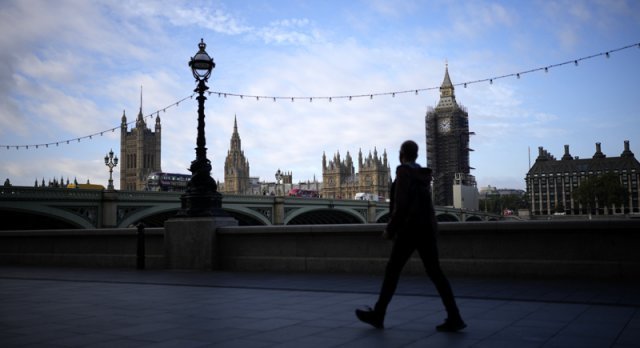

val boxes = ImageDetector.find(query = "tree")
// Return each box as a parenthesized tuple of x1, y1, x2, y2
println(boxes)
(573, 172, 628, 215)
(479, 193, 527, 215)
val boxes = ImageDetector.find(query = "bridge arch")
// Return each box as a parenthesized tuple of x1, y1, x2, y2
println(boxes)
(120, 206, 271, 227)
(118, 205, 180, 228)
(436, 213, 460, 222)
(285, 207, 365, 225)
(223, 207, 270, 226)
(0, 205, 92, 229)
(465, 215, 483, 222)
(375, 210, 390, 223)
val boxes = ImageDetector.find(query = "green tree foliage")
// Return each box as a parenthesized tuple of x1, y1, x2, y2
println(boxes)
(573, 172, 627, 211)
(480, 194, 527, 215)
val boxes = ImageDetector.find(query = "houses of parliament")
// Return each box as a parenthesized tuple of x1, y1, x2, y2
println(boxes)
(120, 66, 476, 205)
(119, 105, 391, 198)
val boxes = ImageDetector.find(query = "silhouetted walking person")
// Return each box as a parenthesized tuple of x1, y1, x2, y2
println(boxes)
(356, 140, 466, 332)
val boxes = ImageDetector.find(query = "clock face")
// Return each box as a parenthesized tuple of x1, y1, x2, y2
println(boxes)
(438, 119, 451, 133)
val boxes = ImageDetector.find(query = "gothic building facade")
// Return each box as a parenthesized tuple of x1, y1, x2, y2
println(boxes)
(526, 141, 640, 216)
(120, 99, 161, 191)
(321, 148, 390, 200)
(426, 66, 476, 206)
(222, 116, 250, 195)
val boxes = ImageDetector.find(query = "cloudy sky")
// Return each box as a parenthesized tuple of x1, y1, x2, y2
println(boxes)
(1, 0, 639, 190)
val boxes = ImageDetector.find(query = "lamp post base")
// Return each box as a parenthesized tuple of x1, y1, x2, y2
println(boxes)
(178, 190, 226, 217)
(165, 215, 238, 270)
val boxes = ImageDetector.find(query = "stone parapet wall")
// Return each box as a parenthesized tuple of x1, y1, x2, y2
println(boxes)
(1, 220, 638, 279)
(0, 228, 164, 269)
(217, 220, 640, 279)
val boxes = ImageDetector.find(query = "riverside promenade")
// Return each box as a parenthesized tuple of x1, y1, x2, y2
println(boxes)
(1, 266, 639, 347)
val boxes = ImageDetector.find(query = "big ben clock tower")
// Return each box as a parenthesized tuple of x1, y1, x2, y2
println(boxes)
(426, 65, 476, 207)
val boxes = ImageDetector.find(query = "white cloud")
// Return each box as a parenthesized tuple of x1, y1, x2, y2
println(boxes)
(1, 0, 638, 192)
(449, 2, 515, 39)
(257, 18, 321, 45)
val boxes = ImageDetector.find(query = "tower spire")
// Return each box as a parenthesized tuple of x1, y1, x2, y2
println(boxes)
(441, 62, 453, 90)
(234, 114, 238, 133)
(436, 63, 457, 108)
(136, 85, 145, 127)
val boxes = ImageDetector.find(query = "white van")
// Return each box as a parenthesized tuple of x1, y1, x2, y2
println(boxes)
(354, 192, 377, 201)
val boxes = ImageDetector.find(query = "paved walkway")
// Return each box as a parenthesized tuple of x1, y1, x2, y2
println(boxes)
(1, 267, 639, 347)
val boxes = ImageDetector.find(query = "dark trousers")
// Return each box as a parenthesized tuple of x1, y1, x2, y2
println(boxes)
(375, 231, 461, 319)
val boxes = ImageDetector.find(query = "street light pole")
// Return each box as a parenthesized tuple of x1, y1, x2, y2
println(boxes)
(104, 149, 118, 190)
(179, 39, 224, 217)
(275, 169, 283, 196)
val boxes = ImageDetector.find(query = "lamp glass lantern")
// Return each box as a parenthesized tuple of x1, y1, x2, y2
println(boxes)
(189, 39, 215, 82)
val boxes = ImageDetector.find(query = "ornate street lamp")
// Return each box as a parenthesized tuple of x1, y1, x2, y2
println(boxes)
(275, 169, 283, 196)
(104, 149, 118, 190)
(179, 39, 224, 217)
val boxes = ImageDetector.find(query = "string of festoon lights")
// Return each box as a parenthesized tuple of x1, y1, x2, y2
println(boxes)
(3, 42, 639, 150)
(2, 94, 196, 150)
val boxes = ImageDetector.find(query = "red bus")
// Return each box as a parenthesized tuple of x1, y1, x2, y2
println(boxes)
(288, 188, 319, 198)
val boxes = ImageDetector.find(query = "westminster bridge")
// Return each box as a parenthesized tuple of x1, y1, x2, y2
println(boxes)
(0, 187, 499, 229)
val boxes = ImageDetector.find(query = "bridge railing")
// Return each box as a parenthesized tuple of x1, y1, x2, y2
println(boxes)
(0, 186, 103, 200)
(0, 187, 501, 227)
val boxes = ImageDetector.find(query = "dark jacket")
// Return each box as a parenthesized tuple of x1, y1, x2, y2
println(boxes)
(386, 164, 437, 238)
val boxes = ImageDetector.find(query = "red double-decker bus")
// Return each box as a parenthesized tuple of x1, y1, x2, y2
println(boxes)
(288, 188, 319, 198)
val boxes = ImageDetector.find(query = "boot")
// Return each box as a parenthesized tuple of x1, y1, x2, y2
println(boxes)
(355, 306, 384, 329)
